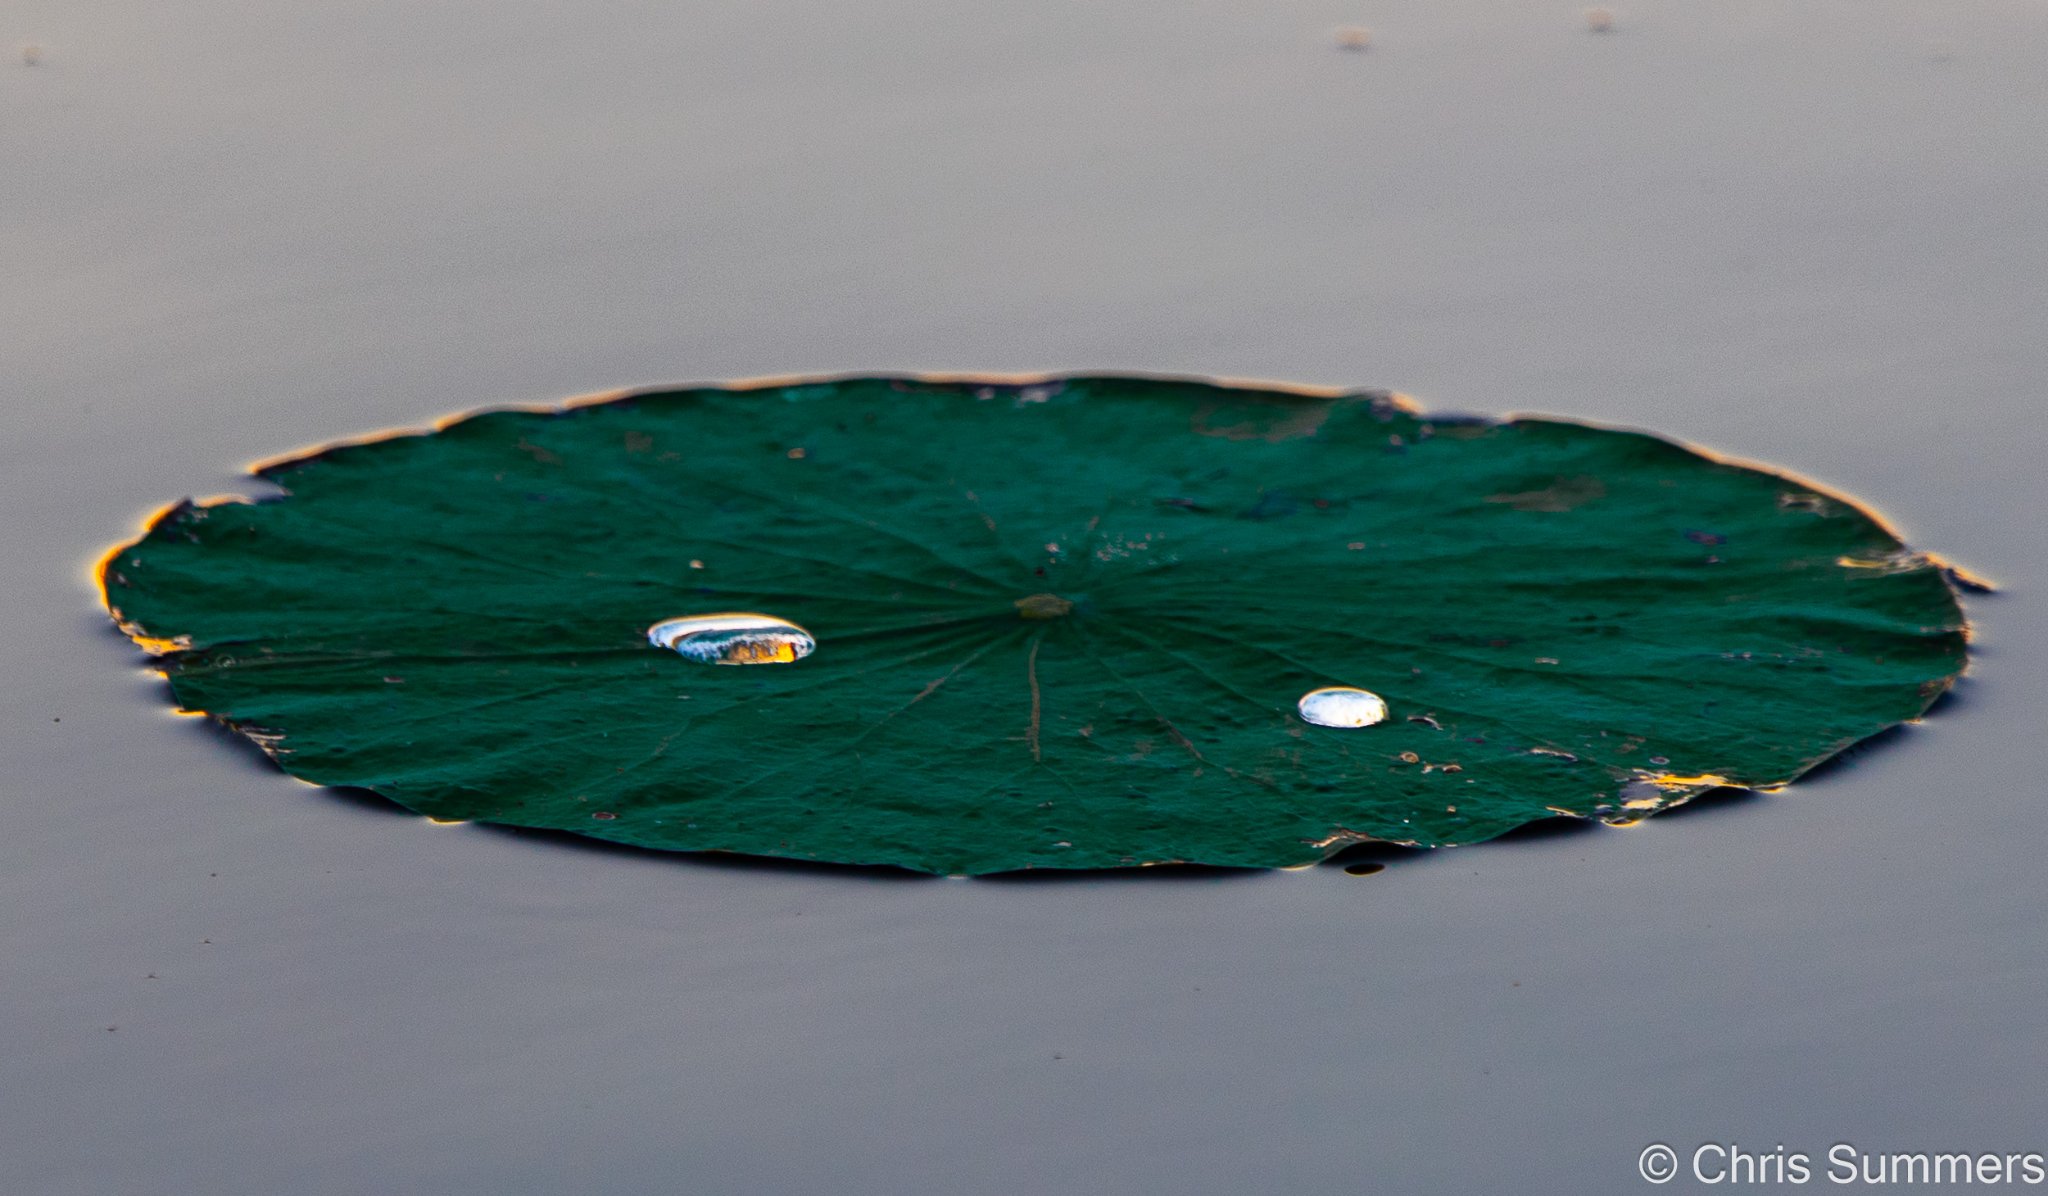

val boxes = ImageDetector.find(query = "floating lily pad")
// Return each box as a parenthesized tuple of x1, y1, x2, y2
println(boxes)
(100, 375, 1970, 874)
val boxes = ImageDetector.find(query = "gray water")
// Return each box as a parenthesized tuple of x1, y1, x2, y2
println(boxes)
(5, 2, 2045, 1192)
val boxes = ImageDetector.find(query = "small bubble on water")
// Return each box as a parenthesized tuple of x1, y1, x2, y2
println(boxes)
(1297, 686, 1388, 728)
(648, 612, 815, 665)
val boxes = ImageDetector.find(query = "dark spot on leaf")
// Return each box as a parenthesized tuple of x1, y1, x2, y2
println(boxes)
(1239, 490, 1299, 521)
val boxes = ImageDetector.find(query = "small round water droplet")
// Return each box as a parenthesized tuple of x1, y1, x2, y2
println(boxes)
(648, 612, 815, 665)
(1297, 686, 1388, 728)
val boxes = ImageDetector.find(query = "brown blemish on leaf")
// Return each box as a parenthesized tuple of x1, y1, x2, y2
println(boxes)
(1836, 549, 1933, 575)
(1026, 638, 1044, 762)
(1485, 474, 1606, 512)
(1778, 491, 1831, 514)
(514, 438, 561, 465)
(1190, 396, 1335, 442)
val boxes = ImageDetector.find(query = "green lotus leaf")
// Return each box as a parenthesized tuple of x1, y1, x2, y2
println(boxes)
(99, 375, 1971, 874)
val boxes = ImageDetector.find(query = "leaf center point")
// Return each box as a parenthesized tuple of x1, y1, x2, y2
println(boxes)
(1013, 592, 1074, 620)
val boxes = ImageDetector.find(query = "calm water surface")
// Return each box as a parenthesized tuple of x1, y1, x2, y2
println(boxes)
(3, 1, 2045, 1192)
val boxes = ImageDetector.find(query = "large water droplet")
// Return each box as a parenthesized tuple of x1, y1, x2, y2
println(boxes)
(1297, 686, 1388, 728)
(648, 612, 815, 665)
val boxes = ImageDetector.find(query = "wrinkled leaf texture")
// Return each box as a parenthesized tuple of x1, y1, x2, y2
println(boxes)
(102, 375, 1969, 873)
